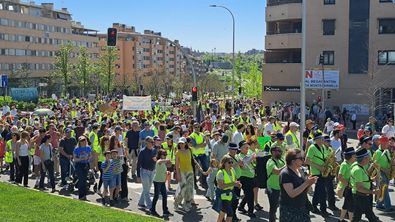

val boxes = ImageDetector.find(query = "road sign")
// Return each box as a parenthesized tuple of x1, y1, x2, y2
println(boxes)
(1, 75, 8, 88)
(263, 85, 300, 92)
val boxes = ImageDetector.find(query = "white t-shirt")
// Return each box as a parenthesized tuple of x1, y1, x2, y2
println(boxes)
(232, 131, 244, 146)
(264, 123, 274, 136)
(325, 121, 334, 134)
(330, 138, 342, 162)
(382, 124, 395, 138)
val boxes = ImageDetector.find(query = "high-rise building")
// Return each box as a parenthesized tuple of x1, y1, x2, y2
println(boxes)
(98, 23, 205, 89)
(263, 0, 395, 114)
(0, 0, 99, 87)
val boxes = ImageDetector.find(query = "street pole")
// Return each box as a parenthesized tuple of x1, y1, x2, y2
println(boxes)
(209, 5, 236, 101)
(300, 0, 307, 151)
(321, 61, 325, 110)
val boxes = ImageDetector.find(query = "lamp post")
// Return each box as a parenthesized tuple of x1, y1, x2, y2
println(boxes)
(209, 4, 236, 100)
(300, 0, 307, 151)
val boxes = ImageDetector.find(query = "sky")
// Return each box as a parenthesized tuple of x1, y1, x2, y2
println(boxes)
(35, 0, 266, 53)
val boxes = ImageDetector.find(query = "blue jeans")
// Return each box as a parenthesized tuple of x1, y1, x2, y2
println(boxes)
(376, 172, 391, 210)
(60, 157, 71, 185)
(139, 168, 154, 208)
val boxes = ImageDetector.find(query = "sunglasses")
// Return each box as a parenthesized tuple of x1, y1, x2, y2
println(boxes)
(228, 161, 234, 164)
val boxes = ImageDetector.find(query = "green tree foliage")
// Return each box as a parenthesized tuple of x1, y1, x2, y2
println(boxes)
(75, 46, 93, 96)
(53, 42, 73, 95)
(241, 61, 262, 98)
(96, 46, 117, 94)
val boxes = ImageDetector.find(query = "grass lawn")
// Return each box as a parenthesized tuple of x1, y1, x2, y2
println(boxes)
(0, 182, 161, 222)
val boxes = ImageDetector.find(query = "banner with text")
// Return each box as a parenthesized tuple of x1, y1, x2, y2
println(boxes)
(305, 70, 339, 89)
(122, 95, 152, 110)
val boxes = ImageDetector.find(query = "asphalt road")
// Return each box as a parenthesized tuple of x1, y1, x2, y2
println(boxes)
(1, 138, 395, 221)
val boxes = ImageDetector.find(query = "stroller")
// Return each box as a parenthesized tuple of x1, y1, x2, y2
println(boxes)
(66, 160, 97, 192)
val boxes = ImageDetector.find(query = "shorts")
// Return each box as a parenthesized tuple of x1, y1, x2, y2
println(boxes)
(33, 155, 41, 165)
(103, 179, 115, 190)
(112, 174, 121, 187)
(342, 187, 354, 212)
(221, 200, 233, 216)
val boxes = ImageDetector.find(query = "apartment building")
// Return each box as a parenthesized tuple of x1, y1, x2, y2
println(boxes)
(98, 23, 202, 88)
(263, 0, 395, 114)
(0, 0, 99, 87)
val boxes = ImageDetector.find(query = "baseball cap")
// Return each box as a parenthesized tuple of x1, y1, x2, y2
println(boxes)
(178, 137, 187, 144)
(290, 122, 299, 127)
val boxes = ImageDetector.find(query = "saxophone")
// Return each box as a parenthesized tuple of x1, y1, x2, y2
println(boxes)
(322, 150, 339, 177)
(370, 161, 387, 202)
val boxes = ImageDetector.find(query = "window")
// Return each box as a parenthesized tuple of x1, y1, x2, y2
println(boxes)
(25, 36, 30, 42)
(8, 5, 14, 11)
(0, 3, 3, 10)
(143, 48, 150, 52)
(378, 51, 395, 65)
(323, 19, 335, 35)
(0, 18, 8, 26)
(322, 51, 335, 65)
(324, 0, 335, 4)
(379, 0, 393, 2)
(379, 19, 395, 34)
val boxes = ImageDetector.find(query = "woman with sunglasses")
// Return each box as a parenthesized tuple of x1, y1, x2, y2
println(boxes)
(73, 136, 92, 200)
(279, 149, 318, 222)
(216, 155, 242, 222)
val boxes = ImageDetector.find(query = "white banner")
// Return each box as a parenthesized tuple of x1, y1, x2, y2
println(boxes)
(305, 70, 339, 89)
(342, 104, 370, 116)
(122, 95, 152, 110)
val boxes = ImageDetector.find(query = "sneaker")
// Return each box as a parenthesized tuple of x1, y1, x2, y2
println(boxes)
(238, 207, 247, 214)
(247, 212, 256, 218)
(101, 198, 106, 205)
(254, 204, 263, 211)
(321, 210, 330, 218)
(51, 188, 56, 193)
(138, 204, 146, 208)
(150, 210, 160, 217)
(163, 210, 172, 216)
(312, 206, 321, 214)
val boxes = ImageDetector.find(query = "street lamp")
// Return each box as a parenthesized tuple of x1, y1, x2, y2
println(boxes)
(209, 4, 236, 99)
(300, 0, 307, 151)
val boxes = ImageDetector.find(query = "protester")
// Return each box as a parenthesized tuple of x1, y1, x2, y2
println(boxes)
(39, 134, 56, 192)
(73, 136, 92, 200)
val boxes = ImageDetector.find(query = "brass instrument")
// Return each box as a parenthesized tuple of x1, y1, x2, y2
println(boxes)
(322, 150, 339, 177)
(369, 161, 386, 202)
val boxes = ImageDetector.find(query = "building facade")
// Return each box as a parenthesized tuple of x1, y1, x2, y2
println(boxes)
(0, 0, 99, 88)
(263, 0, 395, 114)
(98, 23, 206, 91)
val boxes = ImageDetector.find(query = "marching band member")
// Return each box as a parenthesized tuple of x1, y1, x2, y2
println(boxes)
(305, 132, 330, 217)
(350, 148, 379, 222)
(337, 147, 356, 222)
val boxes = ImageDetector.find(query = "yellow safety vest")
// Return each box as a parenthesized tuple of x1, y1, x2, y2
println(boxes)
(217, 168, 236, 201)
(190, 132, 205, 156)
(5, 140, 13, 163)
(162, 142, 176, 164)
(285, 130, 300, 149)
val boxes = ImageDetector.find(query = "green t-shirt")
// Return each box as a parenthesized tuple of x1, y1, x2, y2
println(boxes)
(306, 144, 326, 176)
(271, 141, 287, 156)
(153, 161, 167, 182)
(338, 161, 352, 189)
(238, 152, 255, 178)
(350, 163, 371, 194)
(266, 157, 285, 190)
(374, 149, 391, 170)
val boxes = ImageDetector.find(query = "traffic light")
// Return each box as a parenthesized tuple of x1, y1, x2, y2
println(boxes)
(317, 96, 322, 102)
(107, 28, 117, 46)
(327, 90, 332, 99)
(319, 54, 325, 65)
(192, 87, 198, 102)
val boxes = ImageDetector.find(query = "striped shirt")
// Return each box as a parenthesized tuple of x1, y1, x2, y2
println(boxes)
(113, 158, 122, 175)
(101, 160, 114, 181)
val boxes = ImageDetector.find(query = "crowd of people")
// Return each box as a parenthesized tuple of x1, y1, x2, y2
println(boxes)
(0, 97, 394, 222)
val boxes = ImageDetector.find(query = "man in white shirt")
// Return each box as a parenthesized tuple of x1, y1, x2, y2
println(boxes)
(330, 130, 342, 163)
(382, 119, 395, 138)
(232, 123, 245, 146)
(324, 118, 334, 134)
(351, 112, 357, 130)
(263, 116, 276, 136)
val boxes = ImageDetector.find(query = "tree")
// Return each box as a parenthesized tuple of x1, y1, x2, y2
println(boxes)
(53, 42, 74, 95)
(96, 46, 117, 95)
(241, 61, 262, 98)
(9, 63, 31, 88)
(76, 46, 92, 96)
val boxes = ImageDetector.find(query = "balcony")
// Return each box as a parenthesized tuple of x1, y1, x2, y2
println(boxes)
(265, 33, 301, 49)
(265, 49, 301, 63)
(266, 2, 302, 22)
(267, 0, 302, 6)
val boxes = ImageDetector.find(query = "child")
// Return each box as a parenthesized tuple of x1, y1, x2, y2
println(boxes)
(101, 150, 114, 206)
(150, 149, 172, 217)
(201, 159, 219, 201)
(111, 149, 122, 204)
